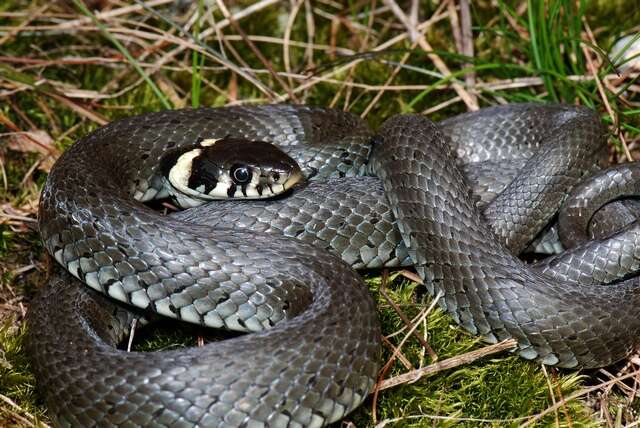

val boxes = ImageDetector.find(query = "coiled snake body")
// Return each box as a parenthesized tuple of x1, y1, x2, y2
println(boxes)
(28, 103, 640, 426)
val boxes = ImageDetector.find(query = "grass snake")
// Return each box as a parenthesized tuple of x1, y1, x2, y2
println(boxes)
(27, 103, 640, 426)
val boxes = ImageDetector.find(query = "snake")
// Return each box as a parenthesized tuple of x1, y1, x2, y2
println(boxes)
(26, 103, 640, 427)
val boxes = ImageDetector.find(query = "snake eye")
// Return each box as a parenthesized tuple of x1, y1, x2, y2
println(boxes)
(231, 165, 251, 184)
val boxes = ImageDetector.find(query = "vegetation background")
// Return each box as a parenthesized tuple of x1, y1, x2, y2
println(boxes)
(1, 0, 640, 426)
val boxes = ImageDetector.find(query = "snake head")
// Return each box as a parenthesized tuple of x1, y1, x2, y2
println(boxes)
(160, 136, 303, 208)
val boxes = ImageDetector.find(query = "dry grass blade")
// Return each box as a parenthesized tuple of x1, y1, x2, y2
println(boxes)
(421, 95, 462, 114)
(381, 336, 414, 370)
(133, 1, 278, 100)
(553, 370, 573, 428)
(303, 0, 315, 74)
(379, 290, 443, 376)
(0, 3, 49, 46)
(379, 270, 437, 361)
(361, 42, 418, 118)
(201, 0, 281, 38)
(69, 0, 172, 109)
(45, 92, 108, 125)
(283, 0, 305, 91)
(581, 19, 633, 162)
(0, 154, 7, 191)
(126, 319, 138, 353)
(458, 0, 476, 104)
(280, 3, 452, 101)
(55, 0, 175, 30)
(376, 413, 532, 427)
(383, 0, 419, 42)
(378, 339, 518, 391)
(0, 393, 50, 428)
(519, 368, 640, 427)
(0, 204, 37, 225)
(541, 364, 561, 427)
(214, 0, 297, 102)
(0, 64, 109, 124)
(384, 0, 478, 111)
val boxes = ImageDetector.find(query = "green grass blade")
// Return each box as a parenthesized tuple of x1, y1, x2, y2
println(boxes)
(70, 0, 172, 109)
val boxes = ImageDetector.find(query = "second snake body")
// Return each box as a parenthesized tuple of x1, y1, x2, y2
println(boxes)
(28, 103, 640, 426)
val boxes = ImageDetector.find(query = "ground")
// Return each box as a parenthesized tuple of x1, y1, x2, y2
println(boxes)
(1, 0, 640, 426)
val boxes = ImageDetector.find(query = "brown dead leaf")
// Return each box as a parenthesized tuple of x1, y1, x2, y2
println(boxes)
(0, 203, 37, 232)
(7, 131, 60, 173)
(156, 75, 186, 108)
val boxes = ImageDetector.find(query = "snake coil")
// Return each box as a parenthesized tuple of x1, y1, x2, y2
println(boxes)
(28, 103, 640, 427)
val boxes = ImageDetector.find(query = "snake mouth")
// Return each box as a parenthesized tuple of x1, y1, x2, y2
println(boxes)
(282, 169, 303, 191)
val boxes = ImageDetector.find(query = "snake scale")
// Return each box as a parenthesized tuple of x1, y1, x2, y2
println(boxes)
(27, 103, 640, 427)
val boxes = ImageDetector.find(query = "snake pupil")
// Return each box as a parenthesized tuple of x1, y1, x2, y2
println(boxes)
(231, 165, 251, 184)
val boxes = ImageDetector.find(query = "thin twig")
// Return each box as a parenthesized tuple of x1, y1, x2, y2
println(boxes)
(378, 339, 518, 390)
(541, 365, 560, 427)
(376, 413, 531, 427)
(0, 392, 50, 427)
(379, 271, 437, 360)
(458, 0, 476, 105)
(381, 336, 414, 370)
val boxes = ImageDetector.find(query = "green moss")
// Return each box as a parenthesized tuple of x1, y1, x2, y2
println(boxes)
(0, 320, 47, 426)
(340, 277, 594, 427)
